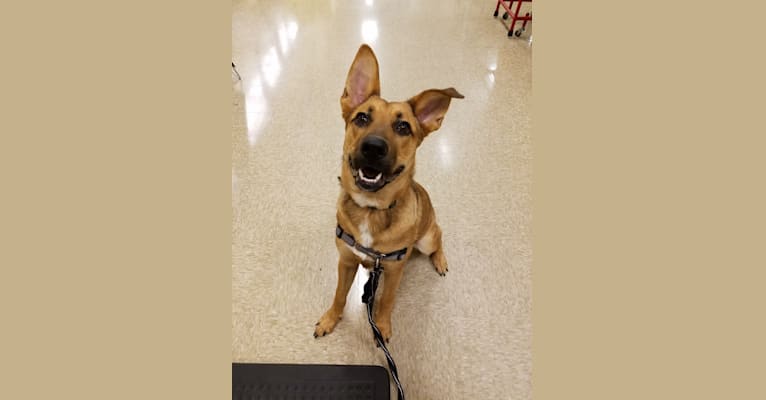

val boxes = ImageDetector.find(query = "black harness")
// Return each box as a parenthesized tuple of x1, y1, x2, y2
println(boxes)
(335, 225, 408, 262)
(335, 224, 407, 400)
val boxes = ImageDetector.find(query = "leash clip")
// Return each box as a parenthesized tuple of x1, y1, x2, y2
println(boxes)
(373, 256, 385, 273)
(362, 257, 383, 304)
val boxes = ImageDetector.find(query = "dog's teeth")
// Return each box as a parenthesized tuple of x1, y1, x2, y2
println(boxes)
(358, 168, 383, 183)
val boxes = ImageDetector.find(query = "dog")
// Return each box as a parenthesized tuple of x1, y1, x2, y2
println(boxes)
(314, 44, 463, 342)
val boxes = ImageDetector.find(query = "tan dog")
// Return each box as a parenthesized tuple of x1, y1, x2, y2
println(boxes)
(314, 45, 463, 342)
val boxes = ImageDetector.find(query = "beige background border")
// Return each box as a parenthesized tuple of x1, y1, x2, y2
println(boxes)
(534, 1, 765, 399)
(1, 1, 230, 398)
(2, 1, 764, 399)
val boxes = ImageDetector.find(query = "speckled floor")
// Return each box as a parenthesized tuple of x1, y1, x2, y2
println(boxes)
(232, 1, 531, 398)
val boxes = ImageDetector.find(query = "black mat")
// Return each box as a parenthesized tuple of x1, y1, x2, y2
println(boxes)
(232, 363, 390, 400)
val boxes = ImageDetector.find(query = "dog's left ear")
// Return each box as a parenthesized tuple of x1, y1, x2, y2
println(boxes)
(408, 88, 464, 137)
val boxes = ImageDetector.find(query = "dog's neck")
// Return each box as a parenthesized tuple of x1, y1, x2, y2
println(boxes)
(347, 190, 398, 210)
(343, 178, 410, 211)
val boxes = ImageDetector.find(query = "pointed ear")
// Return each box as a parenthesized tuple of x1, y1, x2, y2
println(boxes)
(407, 87, 464, 136)
(340, 44, 381, 120)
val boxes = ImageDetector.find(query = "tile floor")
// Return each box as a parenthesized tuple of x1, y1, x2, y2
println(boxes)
(232, 1, 531, 399)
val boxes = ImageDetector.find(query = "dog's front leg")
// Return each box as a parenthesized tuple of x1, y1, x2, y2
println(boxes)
(314, 257, 358, 338)
(373, 262, 405, 343)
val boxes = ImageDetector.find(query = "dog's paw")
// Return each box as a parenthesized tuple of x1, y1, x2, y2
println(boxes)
(314, 310, 342, 338)
(430, 251, 448, 276)
(373, 317, 392, 345)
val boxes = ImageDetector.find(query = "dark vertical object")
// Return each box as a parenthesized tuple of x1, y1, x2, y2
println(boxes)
(232, 62, 242, 81)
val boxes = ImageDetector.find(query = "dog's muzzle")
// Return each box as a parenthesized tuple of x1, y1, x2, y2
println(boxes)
(349, 155, 405, 192)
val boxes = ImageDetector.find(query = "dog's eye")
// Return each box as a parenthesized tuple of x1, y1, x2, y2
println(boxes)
(353, 112, 371, 127)
(394, 120, 411, 136)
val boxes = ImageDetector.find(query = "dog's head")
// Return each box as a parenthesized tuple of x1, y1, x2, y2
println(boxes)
(339, 44, 463, 194)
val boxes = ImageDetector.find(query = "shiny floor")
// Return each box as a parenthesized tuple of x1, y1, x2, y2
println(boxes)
(232, 1, 531, 399)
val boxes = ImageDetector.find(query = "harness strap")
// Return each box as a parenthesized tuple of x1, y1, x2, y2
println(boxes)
(335, 225, 408, 261)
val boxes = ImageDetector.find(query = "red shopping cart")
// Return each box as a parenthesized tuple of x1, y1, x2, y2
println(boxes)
(493, 0, 532, 37)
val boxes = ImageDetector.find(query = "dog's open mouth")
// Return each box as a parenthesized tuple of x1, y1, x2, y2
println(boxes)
(359, 167, 382, 183)
(355, 166, 386, 191)
(349, 157, 405, 192)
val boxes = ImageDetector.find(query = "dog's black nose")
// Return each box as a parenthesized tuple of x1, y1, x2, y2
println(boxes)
(361, 136, 388, 160)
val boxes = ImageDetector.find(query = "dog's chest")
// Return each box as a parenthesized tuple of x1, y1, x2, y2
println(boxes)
(339, 191, 417, 261)
(350, 219, 375, 261)
(357, 219, 374, 248)
(342, 207, 397, 261)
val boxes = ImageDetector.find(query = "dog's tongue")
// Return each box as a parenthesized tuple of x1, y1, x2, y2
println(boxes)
(361, 167, 380, 179)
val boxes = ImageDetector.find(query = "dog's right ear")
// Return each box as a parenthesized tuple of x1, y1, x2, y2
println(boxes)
(340, 44, 380, 120)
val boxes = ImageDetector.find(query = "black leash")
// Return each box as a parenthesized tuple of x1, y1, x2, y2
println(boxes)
(336, 225, 406, 399)
(362, 257, 405, 400)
